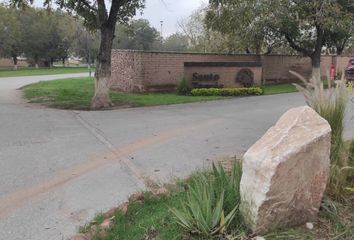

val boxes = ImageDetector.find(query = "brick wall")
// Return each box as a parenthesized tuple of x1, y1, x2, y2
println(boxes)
(261, 55, 312, 83)
(111, 50, 352, 92)
(111, 50, 145, 92)
(111, 50, 261, 92)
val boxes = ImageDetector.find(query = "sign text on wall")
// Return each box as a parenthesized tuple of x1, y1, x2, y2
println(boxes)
(191, 73, 224, 88)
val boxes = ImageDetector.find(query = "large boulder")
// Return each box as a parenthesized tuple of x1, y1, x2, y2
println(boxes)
(240, 106, 331, 234)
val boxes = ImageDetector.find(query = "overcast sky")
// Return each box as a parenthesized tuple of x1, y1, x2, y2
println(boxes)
(137, 0, 206, 36)
(20, 0, 207, 37)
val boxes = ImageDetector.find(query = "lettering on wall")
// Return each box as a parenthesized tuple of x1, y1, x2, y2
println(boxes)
(191, 73, 224, 88)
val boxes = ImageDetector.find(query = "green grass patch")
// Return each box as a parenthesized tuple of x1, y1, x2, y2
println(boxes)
(83, 172, 353, 240)
(262, 84, 298, 95)
(22, 77, 224, 110)
(261, 80, 335, 95)
(0, 67, 91, 77)
(98, 192, 188, 240)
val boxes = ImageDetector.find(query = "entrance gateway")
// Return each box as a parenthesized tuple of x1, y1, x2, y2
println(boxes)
(110, 50, 348, 93)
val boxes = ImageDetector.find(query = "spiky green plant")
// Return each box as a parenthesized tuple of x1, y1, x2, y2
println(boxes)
(291, 71, 353, 198)
(171, 161, 242, 238)
(176, 77, 191, 95)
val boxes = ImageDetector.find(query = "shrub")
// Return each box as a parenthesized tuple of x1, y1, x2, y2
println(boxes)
(291, 71, 353, 198)
(176, 78, 191, 95)
(171, 161, 243, 238)
(191, 87, 263, 96)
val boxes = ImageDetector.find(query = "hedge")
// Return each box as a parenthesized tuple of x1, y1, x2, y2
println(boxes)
(191, 87, 263, 96)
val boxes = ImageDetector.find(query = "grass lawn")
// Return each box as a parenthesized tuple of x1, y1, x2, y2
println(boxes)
(90, 191, 190, 240)
(0, 67, 92, 77)
(262, 83, 298, 95)
(22, 77, 224, 110)
(261, 79, 336, 95)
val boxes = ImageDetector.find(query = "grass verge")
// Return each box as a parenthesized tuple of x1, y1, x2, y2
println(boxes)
(22, 77, 224, 110)
(82, 180, 353, 240)
(0, 67, 91, 77)
(262, 83, 298, 95)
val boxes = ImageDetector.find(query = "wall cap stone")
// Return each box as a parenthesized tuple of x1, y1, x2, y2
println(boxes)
(184, 62, 262, 67)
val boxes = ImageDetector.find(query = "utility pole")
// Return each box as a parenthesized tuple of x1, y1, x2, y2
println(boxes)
(160, 20, 163, 51)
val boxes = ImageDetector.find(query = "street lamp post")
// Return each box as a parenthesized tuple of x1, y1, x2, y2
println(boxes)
(160, 20, 163, 51)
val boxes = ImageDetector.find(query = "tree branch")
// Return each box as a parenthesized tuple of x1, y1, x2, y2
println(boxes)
(97, 0, 108, 25)
(79, 0, 96, 12)
(107, 0, 127, 28)
(268, 23, 313, 56)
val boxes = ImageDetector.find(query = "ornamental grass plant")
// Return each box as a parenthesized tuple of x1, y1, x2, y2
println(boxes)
(291, 71, 354, 199)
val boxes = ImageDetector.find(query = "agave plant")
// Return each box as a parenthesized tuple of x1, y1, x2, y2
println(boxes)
(171, 161, 242, 238)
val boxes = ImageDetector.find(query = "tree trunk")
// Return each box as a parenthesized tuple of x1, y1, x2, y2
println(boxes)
(91, 26, 115, 110)
(12, 55, 18, 70)
(62, 57, 66, 67)
(311, 27, 324, 84)
(311, 52, 321, 85)
(34, 55, 39, 69)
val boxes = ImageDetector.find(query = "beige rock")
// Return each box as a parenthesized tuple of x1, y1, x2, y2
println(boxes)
(129, 192, 144, 203)
(240, 106, 331, 234)
(104, 207, 118, 218)
(151, 187, 168, 197)
(119, 202, 129, 215)
(306, 222, 314, 230)
(254, 237, 266, 240)
(100, 219, 112, 230)
(70, 234, 90, 240)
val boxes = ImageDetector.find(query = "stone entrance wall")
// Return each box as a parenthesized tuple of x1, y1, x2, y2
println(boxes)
(111, 50, 352, 92)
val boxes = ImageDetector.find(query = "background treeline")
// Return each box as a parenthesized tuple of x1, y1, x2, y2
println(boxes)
(0, 5, 99, 68)
(2, 2, 354, 70)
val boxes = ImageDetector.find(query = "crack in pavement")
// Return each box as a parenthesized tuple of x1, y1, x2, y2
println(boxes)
(73, 111, 147, 189)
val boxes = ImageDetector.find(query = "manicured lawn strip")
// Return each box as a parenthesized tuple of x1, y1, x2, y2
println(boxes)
(22, 77, 224, 110)
(0, 67, 91, 77)
(262, 80, 335, 95)
(262, 83, 298, 95)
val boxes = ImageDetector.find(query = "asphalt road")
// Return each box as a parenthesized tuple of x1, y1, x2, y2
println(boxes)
(0, 74, 352, 240)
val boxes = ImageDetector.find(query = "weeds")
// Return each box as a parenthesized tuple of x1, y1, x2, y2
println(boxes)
(176, 77, 191, 95)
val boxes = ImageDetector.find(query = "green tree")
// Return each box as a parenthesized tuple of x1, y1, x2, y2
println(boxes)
(163, 33, 189, 51)
(325, 1, 354, 56)
(73, 24, 100, 66)
(206, 0, 289, 54)
(208, 0, 354, 82)
(113, 19, 159, 50)
(48, 11, 77, 67)
(178, 8, 210, 52)
(11, 0, 145, 109)
(0, 5, 23, 69)
(179, 6, 282, 54)
(19, 8, 50, 68)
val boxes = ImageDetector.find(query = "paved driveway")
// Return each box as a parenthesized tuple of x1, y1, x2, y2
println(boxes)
(0, 74, 352, 240)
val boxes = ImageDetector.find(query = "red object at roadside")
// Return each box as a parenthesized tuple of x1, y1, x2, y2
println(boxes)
(330, 64, 336, 80)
